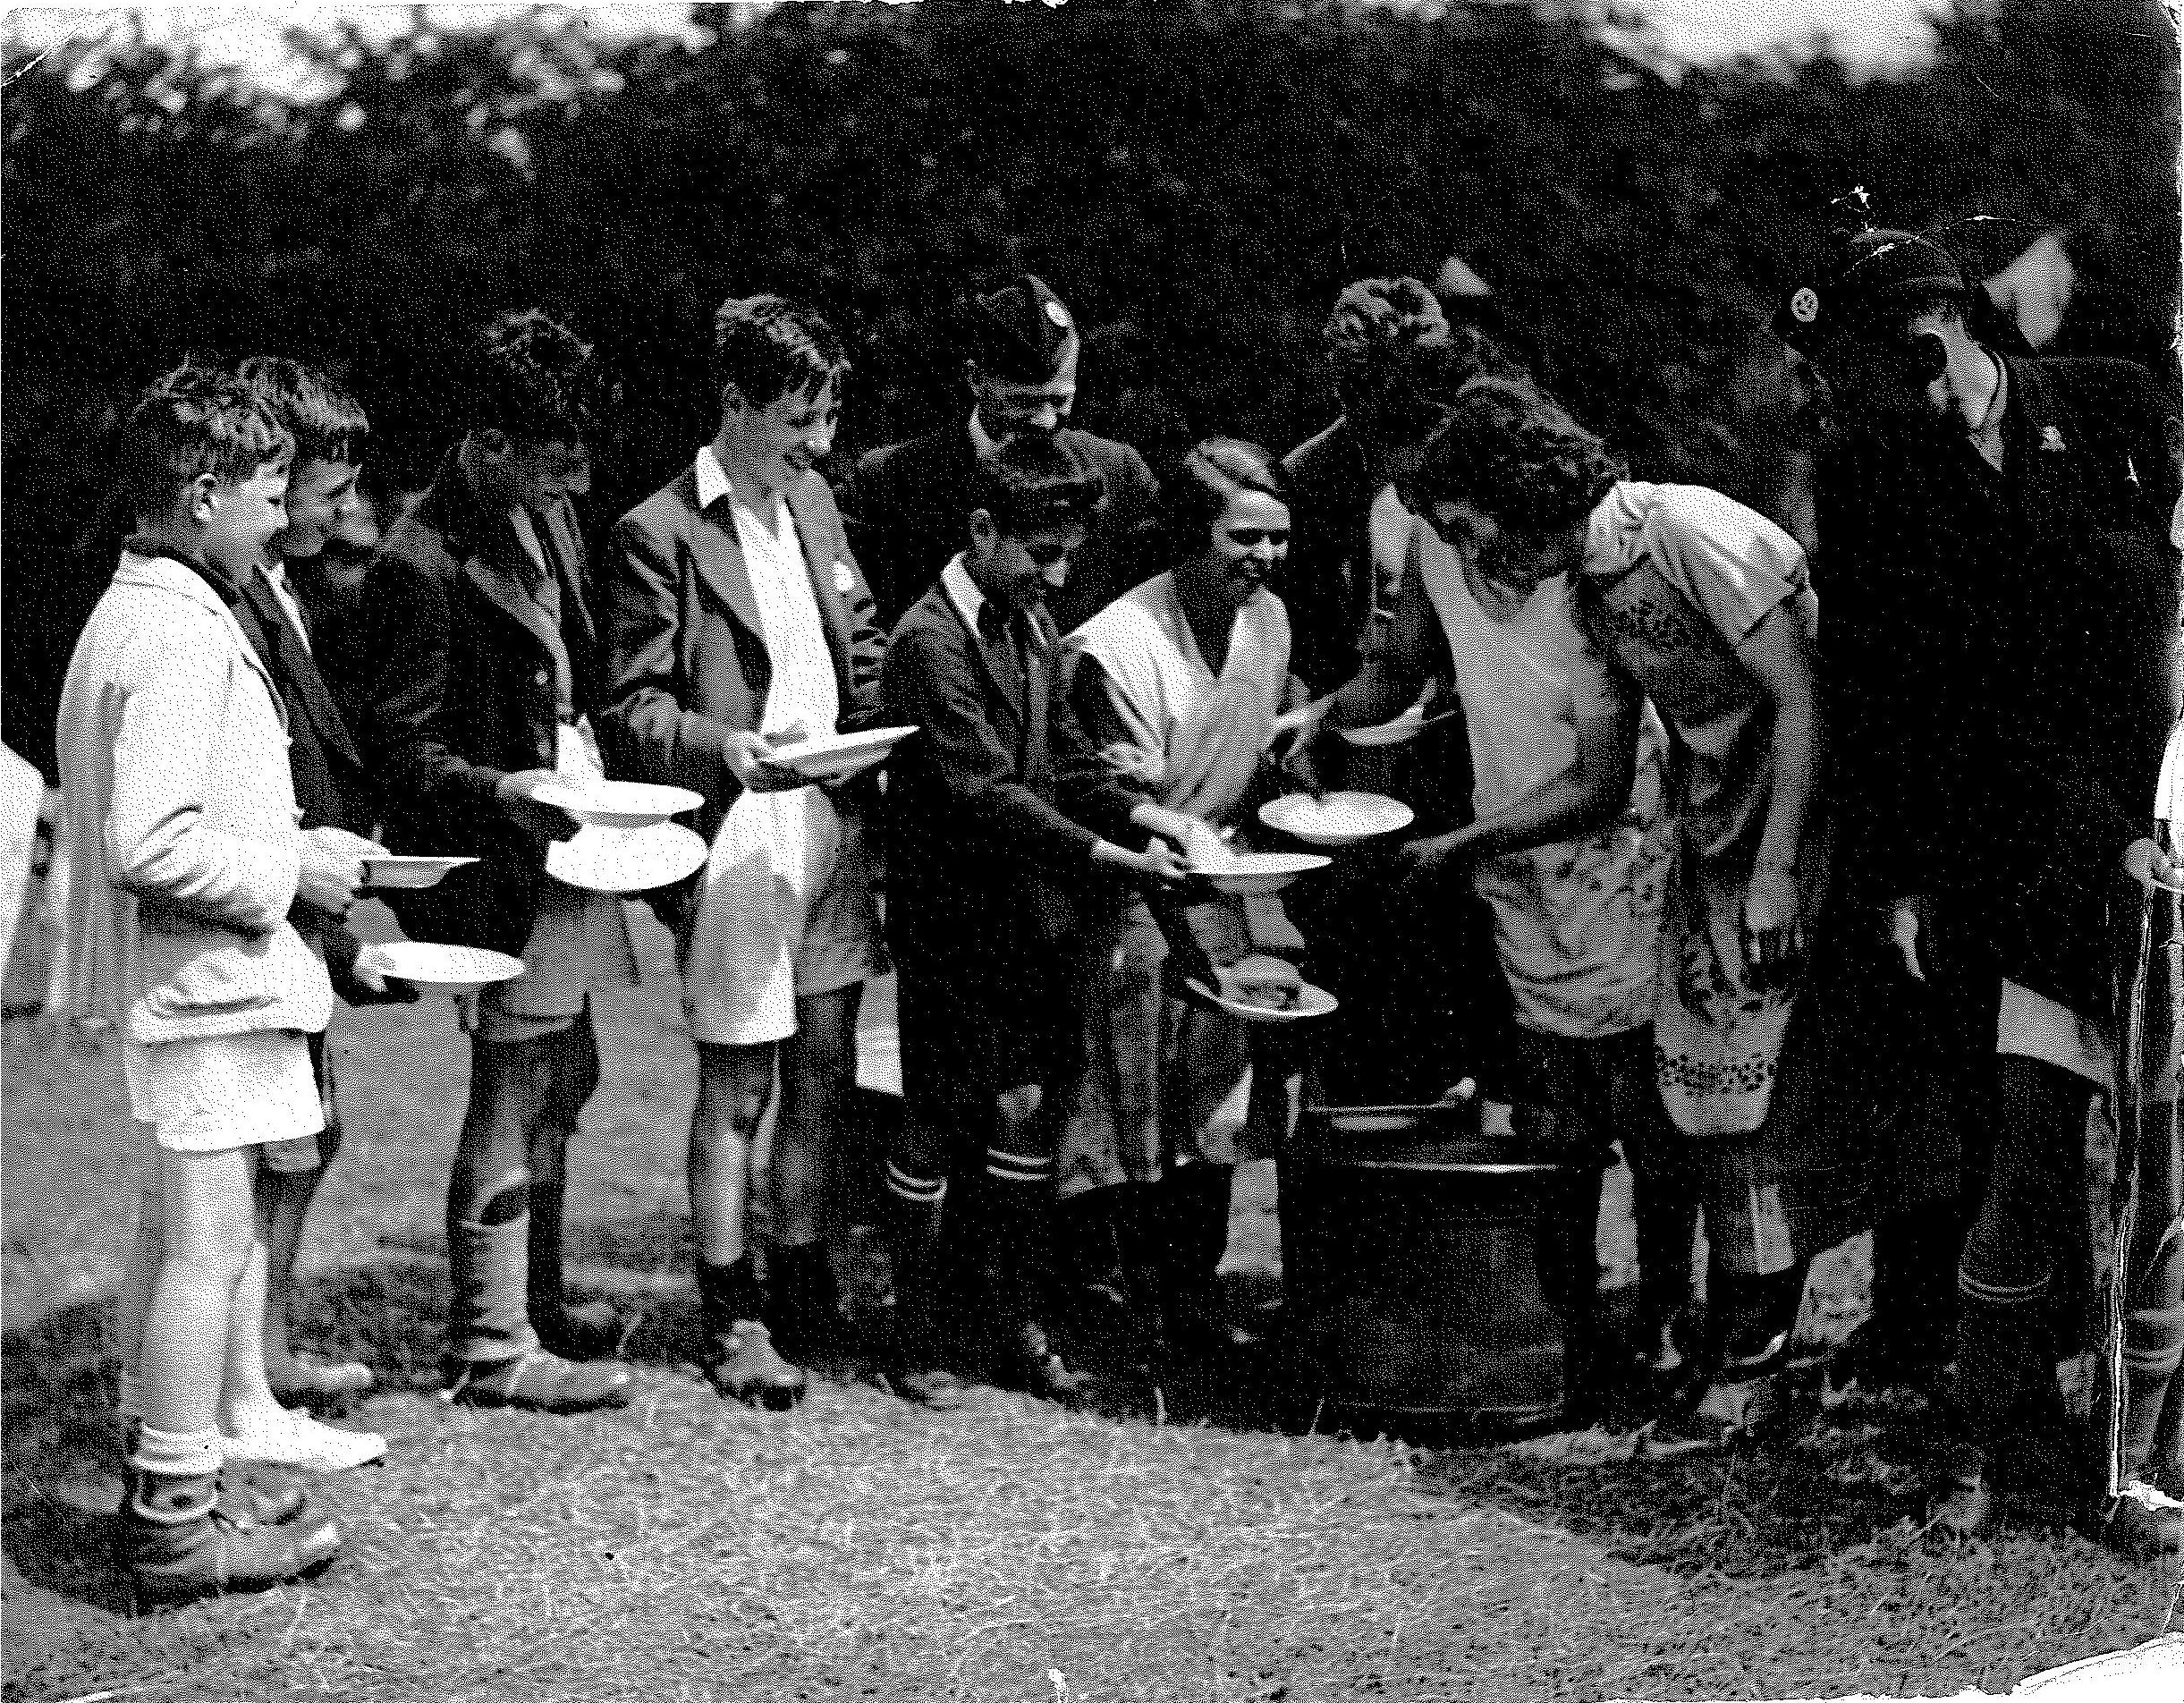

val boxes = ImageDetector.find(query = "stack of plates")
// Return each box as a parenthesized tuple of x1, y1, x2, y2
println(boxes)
(1258, 791, 1415, 847)
(546, 822, 710, 894)
(533, 779, 704, 828)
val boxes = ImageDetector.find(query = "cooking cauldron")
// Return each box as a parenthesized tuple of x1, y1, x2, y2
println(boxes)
(1283, 1098, 1582, 1428)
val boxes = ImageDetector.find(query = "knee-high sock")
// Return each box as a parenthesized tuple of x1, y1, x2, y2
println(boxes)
(882, 1162, 949, 1364)
(1957, 1269, 2056, 1457)
(982, 1143, 1056, 1330)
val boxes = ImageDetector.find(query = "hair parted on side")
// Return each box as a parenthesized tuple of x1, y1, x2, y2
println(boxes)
(472, 308, 606, 446)
(112, 360, 295, 524)
(1157, 437, 1288, 563)
(966, 436, 1106, 540)
(233, 355, 369, 466)
(1411, 377, 1623, 536)
(1321, 276, 1450, 405)
(711, 294, 850, 411)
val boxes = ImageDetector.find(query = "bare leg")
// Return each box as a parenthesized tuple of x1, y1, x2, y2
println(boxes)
(690, 1042, 777, 1266)
(140, 1148, 258, 1437)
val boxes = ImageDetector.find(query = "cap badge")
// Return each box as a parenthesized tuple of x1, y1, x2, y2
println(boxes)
(2041, 427, 2066, 453)
(1045, 299, 1071, 329)
(1789, 286, 1820, 325)
(833, 561, 857, 596)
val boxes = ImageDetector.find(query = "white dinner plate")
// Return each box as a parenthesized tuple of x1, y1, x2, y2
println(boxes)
(532, 779, 704, 829)
(766, 725, 918, 781)
(1183, 978, 1340, 1024)
(546, 823, 709, 894)
(1257, 791, 1415, 847)
(360, 855, 478, 891)
(1188, 851, 1331, 895)
(376, 942, 526, 996)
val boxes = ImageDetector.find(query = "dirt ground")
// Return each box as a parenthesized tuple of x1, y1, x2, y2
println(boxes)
(4, 906, 2175, 1702)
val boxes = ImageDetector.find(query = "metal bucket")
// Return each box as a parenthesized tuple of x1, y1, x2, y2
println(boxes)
(1284, 1102, 1579, 1428)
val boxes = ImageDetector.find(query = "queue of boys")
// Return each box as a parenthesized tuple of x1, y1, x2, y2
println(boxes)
(53, 223, 2184, 1605)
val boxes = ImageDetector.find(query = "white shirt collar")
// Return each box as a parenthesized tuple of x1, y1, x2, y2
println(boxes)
(694, 444, 734, 513)
(941, 554, 986, 633)
(967, 410, 1003, 462)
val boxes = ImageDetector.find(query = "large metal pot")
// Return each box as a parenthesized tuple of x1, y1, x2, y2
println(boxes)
(1283, 1101, 1580, 1428)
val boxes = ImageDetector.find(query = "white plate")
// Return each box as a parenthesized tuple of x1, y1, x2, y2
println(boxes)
(1258, 791, 1415, 847)
(1184, 978, 1340, 1024)
(546, 823, 709, 894)
(766, 725, 918, 781)
(376, 942, 526, 996)
(1338, 707, 1457, 749)
(533, 779, 704, 828)
(360, 855, 478, 891)
(1188, 851, 1331, 895)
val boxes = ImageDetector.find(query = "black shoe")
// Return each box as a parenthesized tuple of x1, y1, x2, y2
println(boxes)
(993, 1322, 1090, 1408)
(704, 1322, 807, 1411)
(533, 1297, 626, 1361)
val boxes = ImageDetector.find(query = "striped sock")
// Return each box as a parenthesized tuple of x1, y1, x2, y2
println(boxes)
(884, 1161, 947, 1207)
(984, 1147, 1054, 1188)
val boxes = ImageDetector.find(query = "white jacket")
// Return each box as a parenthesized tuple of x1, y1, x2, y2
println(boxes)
(55, 552, 331, 1042)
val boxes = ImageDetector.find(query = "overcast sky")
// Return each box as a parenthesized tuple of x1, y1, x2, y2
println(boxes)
(4, 1, 1945, 85)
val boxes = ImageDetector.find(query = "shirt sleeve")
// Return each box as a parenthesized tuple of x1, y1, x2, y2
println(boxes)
(1644, 486, 1812, 650)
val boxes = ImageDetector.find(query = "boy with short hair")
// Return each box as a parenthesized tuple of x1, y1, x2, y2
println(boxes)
(368, 309, 635, 1413)
(877, 436, 1191, 1406)
(231, 354, 413, 1417)
(600, 295, 883, 1408)
(58, 363, 359, 1599)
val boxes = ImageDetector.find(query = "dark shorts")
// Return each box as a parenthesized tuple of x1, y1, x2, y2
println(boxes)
(897, 952, 1081, 1123)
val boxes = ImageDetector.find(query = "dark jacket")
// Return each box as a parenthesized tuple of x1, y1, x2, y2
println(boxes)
(880, 571, 1142, 987)
(597, 460, 884, 863)
(235, 570, 377, 988)
(361, 449, 603, 959)
(837, 422, 1158, 633)
(1816, 354, 2180, 1017)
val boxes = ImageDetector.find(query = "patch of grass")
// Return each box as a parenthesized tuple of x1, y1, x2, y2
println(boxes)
(4, 939, 2177, 1702)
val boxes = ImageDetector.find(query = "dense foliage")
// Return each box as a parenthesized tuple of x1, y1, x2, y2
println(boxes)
(4, 0, 2176, 774)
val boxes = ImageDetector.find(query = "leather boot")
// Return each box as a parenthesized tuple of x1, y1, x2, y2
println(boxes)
(1159, 1163, 1235, 1355)
(768, 1241, 843, 1368)
(978, 1170, 1089, 1407)
(113, 1419, 310, 1551)
(1054, 1188, 1131, 1322)
(528, 1157, 623, 1360)
(879, 1185, 966, 1410)
(697, 1256, 805, 1411)
(123, 1433, 340, 1606)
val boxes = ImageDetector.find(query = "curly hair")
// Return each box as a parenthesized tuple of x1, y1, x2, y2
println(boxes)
(1409, 378, 1622, 536)
(233, 355, 368, 467)
(112, 360, 294, 525)
(711, 294, 850, 411)
(1155, 437, 1287, 564)
(473, 308, 607, 447)
(966, 436, 1106, 541)
(1321, 276, 1449, 408)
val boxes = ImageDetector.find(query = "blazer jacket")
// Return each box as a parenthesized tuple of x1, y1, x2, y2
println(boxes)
(837, 422, 1159, 633)
(55, 553, 331, 1042)
(363, 448, 604, 958)
(597, 461, 885, 853)
(1817, 354, 2180, 1017)
(880, 572, 1143, 986)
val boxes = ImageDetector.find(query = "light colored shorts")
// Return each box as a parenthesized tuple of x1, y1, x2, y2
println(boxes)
(470, 877, 638, 1046)
(123, 1028, 326, 1156)
(261, 1031, 337, 1174)
(680, 791, 883, 1049)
